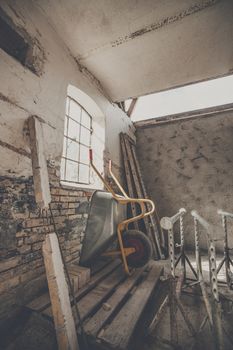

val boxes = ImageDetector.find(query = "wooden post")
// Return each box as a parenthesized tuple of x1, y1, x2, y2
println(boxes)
(120, 133, 139, 230)
(28, 115, 51, 208)
(120, 132, 164, 258)
(43, 233, 79, 350)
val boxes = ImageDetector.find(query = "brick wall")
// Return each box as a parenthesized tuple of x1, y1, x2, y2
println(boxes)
(0, 164, 92, 326)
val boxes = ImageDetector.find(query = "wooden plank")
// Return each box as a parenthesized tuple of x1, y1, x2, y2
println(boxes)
(124, 133, 164, 256)
(28, 115, 51, 208)
(42, 259, 122, 318)
(28, 260, 120, 314)
(74, 265, 126, 323)
(127, 98, 138, 118)
(26, 292, 50, 312)
(42, 233, 79, 350)
(84, 267, 144, 340)
(67, 265, 90, 292)
(98, 262, 163, 350)
(120, 133, 139, 230)
(90, 258, 112, 275)
(123, 134, 158, 258)
(130, 143, 165, 249)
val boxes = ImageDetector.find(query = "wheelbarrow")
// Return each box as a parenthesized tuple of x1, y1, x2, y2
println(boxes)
(79, 149, 154, 275)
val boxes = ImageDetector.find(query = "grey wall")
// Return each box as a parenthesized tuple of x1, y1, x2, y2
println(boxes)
(136, 111, 233, 250)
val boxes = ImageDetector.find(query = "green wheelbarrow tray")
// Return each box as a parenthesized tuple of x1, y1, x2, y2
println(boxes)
(79, 190, 126, 267)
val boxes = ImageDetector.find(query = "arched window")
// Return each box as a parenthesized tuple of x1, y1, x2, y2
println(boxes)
(60, 85, 105, 189)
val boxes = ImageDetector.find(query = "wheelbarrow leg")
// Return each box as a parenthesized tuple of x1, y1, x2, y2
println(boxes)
(117, 224, 131, 275)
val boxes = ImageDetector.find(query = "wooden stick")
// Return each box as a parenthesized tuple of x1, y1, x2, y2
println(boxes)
(43, 233, 79, 350)
(120, 133, 139, 230)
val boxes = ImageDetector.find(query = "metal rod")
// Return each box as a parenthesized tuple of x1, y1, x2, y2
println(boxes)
(217, 210, 233, 289)
(218, 209, 233, 219)
(192, 211, 223, 350)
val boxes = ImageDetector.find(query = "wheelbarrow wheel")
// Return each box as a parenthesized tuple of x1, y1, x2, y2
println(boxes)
(122, 229, 152, 268)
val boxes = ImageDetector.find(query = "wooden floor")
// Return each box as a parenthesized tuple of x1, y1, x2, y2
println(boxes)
(26, 259, 164, 350)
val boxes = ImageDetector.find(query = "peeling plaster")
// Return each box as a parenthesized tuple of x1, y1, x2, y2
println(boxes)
(73, 57, 112, 103)
(0, 6, 46, 76)
(77, 0, 219, 61)
(0, 139, 31, 158)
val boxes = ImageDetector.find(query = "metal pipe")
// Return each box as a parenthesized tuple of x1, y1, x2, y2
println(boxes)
(191, 210, 211, 230)
(191, 210, 223, 350)
(160, 208, 186, 231)
(160, 208, 187, 282)
(170, 208, 186, 225)
(217, 209, 233, 289)
(217, 209, 233, 219)
(108, 159, 129, 198)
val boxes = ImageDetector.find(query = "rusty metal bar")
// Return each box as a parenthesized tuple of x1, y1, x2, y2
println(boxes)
(127, 98, 138, 118)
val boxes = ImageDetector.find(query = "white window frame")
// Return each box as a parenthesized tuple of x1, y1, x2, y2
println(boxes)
(61, 96, 93, 185)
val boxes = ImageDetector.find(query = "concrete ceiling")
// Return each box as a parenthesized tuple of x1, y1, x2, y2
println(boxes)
(35, 0, 233, 102)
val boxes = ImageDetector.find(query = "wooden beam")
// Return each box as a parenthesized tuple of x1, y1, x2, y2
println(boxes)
(42, 259, 121, 318)
(42, 233, 79, 350)
(120, 133, 139, 230)
(74, 266, 126, 323)
(123, 134, 158, 257)
(127, 98, 138, 118)
(28, 115, 51, 208)
(84, 267, 144, 340)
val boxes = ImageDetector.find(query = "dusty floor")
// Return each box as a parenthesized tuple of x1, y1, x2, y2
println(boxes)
(1, 252, 233, 350)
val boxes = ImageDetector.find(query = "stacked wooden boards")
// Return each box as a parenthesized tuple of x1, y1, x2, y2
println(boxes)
(120, 133, 165, 259)
(26, 259, 163, 350)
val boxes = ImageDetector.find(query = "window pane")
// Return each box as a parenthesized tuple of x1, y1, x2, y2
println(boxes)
(69, 99, 81, 122)
(66, 160, 79, 182)
(61, 97, 93, 185)
(80, 144, 89, 165)
(60, 157, 66, 180)
(66, 139, 79, 161)
(80, 126, 91, 146)
(64, 116, 68, 136)
(81, 110, 91, 129)
(79, 163, 89, 184)
(67, 118, 80, 140)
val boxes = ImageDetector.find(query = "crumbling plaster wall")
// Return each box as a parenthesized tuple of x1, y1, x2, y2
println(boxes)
(0, 0, 133, 325)
(0, 0, 133, 178)
(136, 111, 233, 251)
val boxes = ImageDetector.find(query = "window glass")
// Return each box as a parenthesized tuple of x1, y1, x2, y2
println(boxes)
(80, 126, 91, 146)
(66, 139, 79, 162)
(79, 144, 89, 165)
(67, 119, 80, 140)
(81, 110, 91, 129)
(66, 160, 79, 182)
(69, 99, 81, 122)
(61, 96, 92, 185)
(79, 163, 90, 184)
